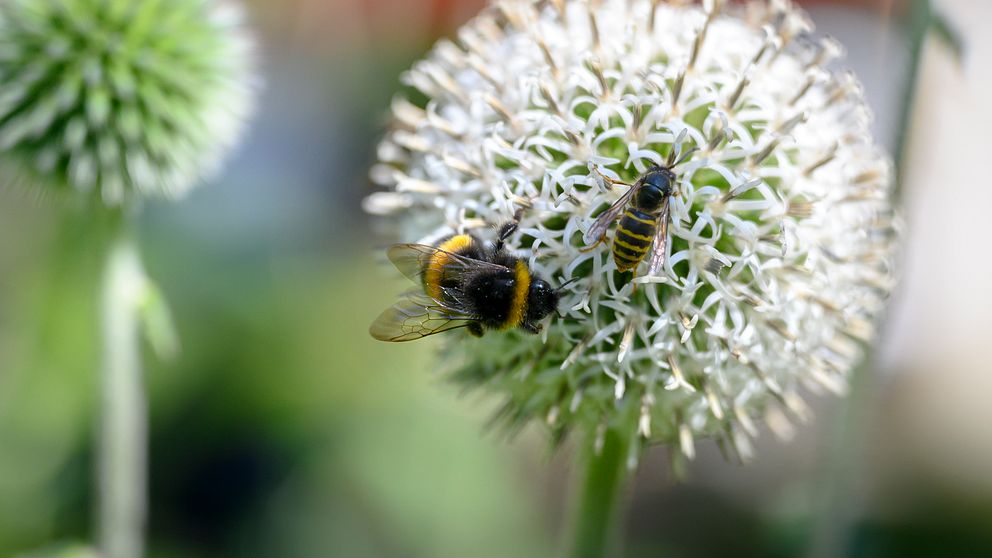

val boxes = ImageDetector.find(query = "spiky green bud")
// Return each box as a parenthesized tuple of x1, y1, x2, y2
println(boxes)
(0, 0, 257, 204)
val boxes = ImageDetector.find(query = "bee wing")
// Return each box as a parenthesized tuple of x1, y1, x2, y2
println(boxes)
(646, 197, 672, 277)
(369, 289, 480, 342)
(583, 181, 641, 245)
(387, 243, 509, 284)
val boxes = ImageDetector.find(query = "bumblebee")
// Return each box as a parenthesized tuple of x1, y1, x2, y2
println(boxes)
(583, 144, 696, 276)
(370, 219, 563, 342)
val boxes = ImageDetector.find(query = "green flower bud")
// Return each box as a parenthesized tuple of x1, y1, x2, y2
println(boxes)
(0, 0, 258, 205)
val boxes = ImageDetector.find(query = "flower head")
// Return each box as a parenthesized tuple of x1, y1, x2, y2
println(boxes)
(367, 0, 899, 463)
(0, 0, 258, 205)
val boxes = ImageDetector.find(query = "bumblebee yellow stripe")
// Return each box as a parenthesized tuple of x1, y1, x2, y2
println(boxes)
(613, 237, 650, 253)
(616, 228, 653, 242)
(425, 234, 472, 301)
(624, 211, 656, 225)
(506, 260, 531, 328)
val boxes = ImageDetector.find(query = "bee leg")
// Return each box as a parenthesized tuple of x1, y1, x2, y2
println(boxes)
(511, 204, 528, 223)
(468, 323, 484, 337)
(591, 166, 631, 189)
(579, 235, 606, 253)
(493, 205, 528, 255)
(493, 222, 517, 256)
(497, 220, 518, 243)
(522, 322, 542, 334)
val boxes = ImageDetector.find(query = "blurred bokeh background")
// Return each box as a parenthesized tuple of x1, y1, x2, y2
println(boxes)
(1, 0, 989, 556)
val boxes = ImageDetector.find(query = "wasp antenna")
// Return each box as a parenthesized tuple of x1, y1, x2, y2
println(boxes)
(673, 146, 700, 168)
(666, 129, 689, 166)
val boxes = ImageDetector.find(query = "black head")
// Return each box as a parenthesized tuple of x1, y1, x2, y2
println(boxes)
(525, 277, 560, 324)
(635, 168, 675, 209)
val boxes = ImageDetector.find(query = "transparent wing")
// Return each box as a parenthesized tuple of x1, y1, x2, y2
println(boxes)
(583, 182, 642, 245)
(369, 289, 480, 342)
(646, 198, 672, 277)
(387, 242, 508, 284)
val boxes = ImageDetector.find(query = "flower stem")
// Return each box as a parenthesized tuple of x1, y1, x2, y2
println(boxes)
(98, 216, 148, 558)
(892, 0, 933, 198)
(810, 2, 939, 555)
(570, 415, 635, 558)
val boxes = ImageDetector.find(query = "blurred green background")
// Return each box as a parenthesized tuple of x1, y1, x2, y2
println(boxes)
(2, 1, 991, 557)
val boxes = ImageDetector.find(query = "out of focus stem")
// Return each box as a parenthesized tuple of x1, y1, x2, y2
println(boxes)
(99, 214, 148, 558)
(571, 404, 637, 558)
(811, 2, 942, 556)
(892, 0, 932, 197)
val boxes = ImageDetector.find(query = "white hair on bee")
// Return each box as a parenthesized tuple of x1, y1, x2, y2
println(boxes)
(367, 0, 899, 464)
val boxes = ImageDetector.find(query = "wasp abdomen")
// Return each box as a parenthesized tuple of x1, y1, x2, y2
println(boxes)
(613, 208, 657, 272)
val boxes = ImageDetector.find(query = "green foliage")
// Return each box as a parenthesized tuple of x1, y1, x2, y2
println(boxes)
(0, 216, 556, 556)
(15, 542, 98, 558)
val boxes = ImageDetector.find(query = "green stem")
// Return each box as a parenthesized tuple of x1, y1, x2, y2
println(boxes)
(892, 0, 933, 198)
(810, 5, 944, 555)
(98, 216, 148, 558)
(571, 415, 636, 558)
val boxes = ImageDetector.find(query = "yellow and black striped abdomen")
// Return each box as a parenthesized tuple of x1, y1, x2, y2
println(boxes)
(424, 234, 475, 301)
(612, 209, 657, 272)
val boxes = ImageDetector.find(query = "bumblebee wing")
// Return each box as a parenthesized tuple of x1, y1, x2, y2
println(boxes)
(386, 243, 509, 284)
(646, 197, 671, 277)
(386, 243, 442, 282)
(369, 289, 480, 342)
(583, 181, 641, 245)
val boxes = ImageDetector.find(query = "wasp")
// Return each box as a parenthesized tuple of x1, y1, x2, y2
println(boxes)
(583, 144, 696, 276)
(370, 217, 566, 342)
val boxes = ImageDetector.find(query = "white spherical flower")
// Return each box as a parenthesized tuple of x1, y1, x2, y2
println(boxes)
(367, 0, 898, 463)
